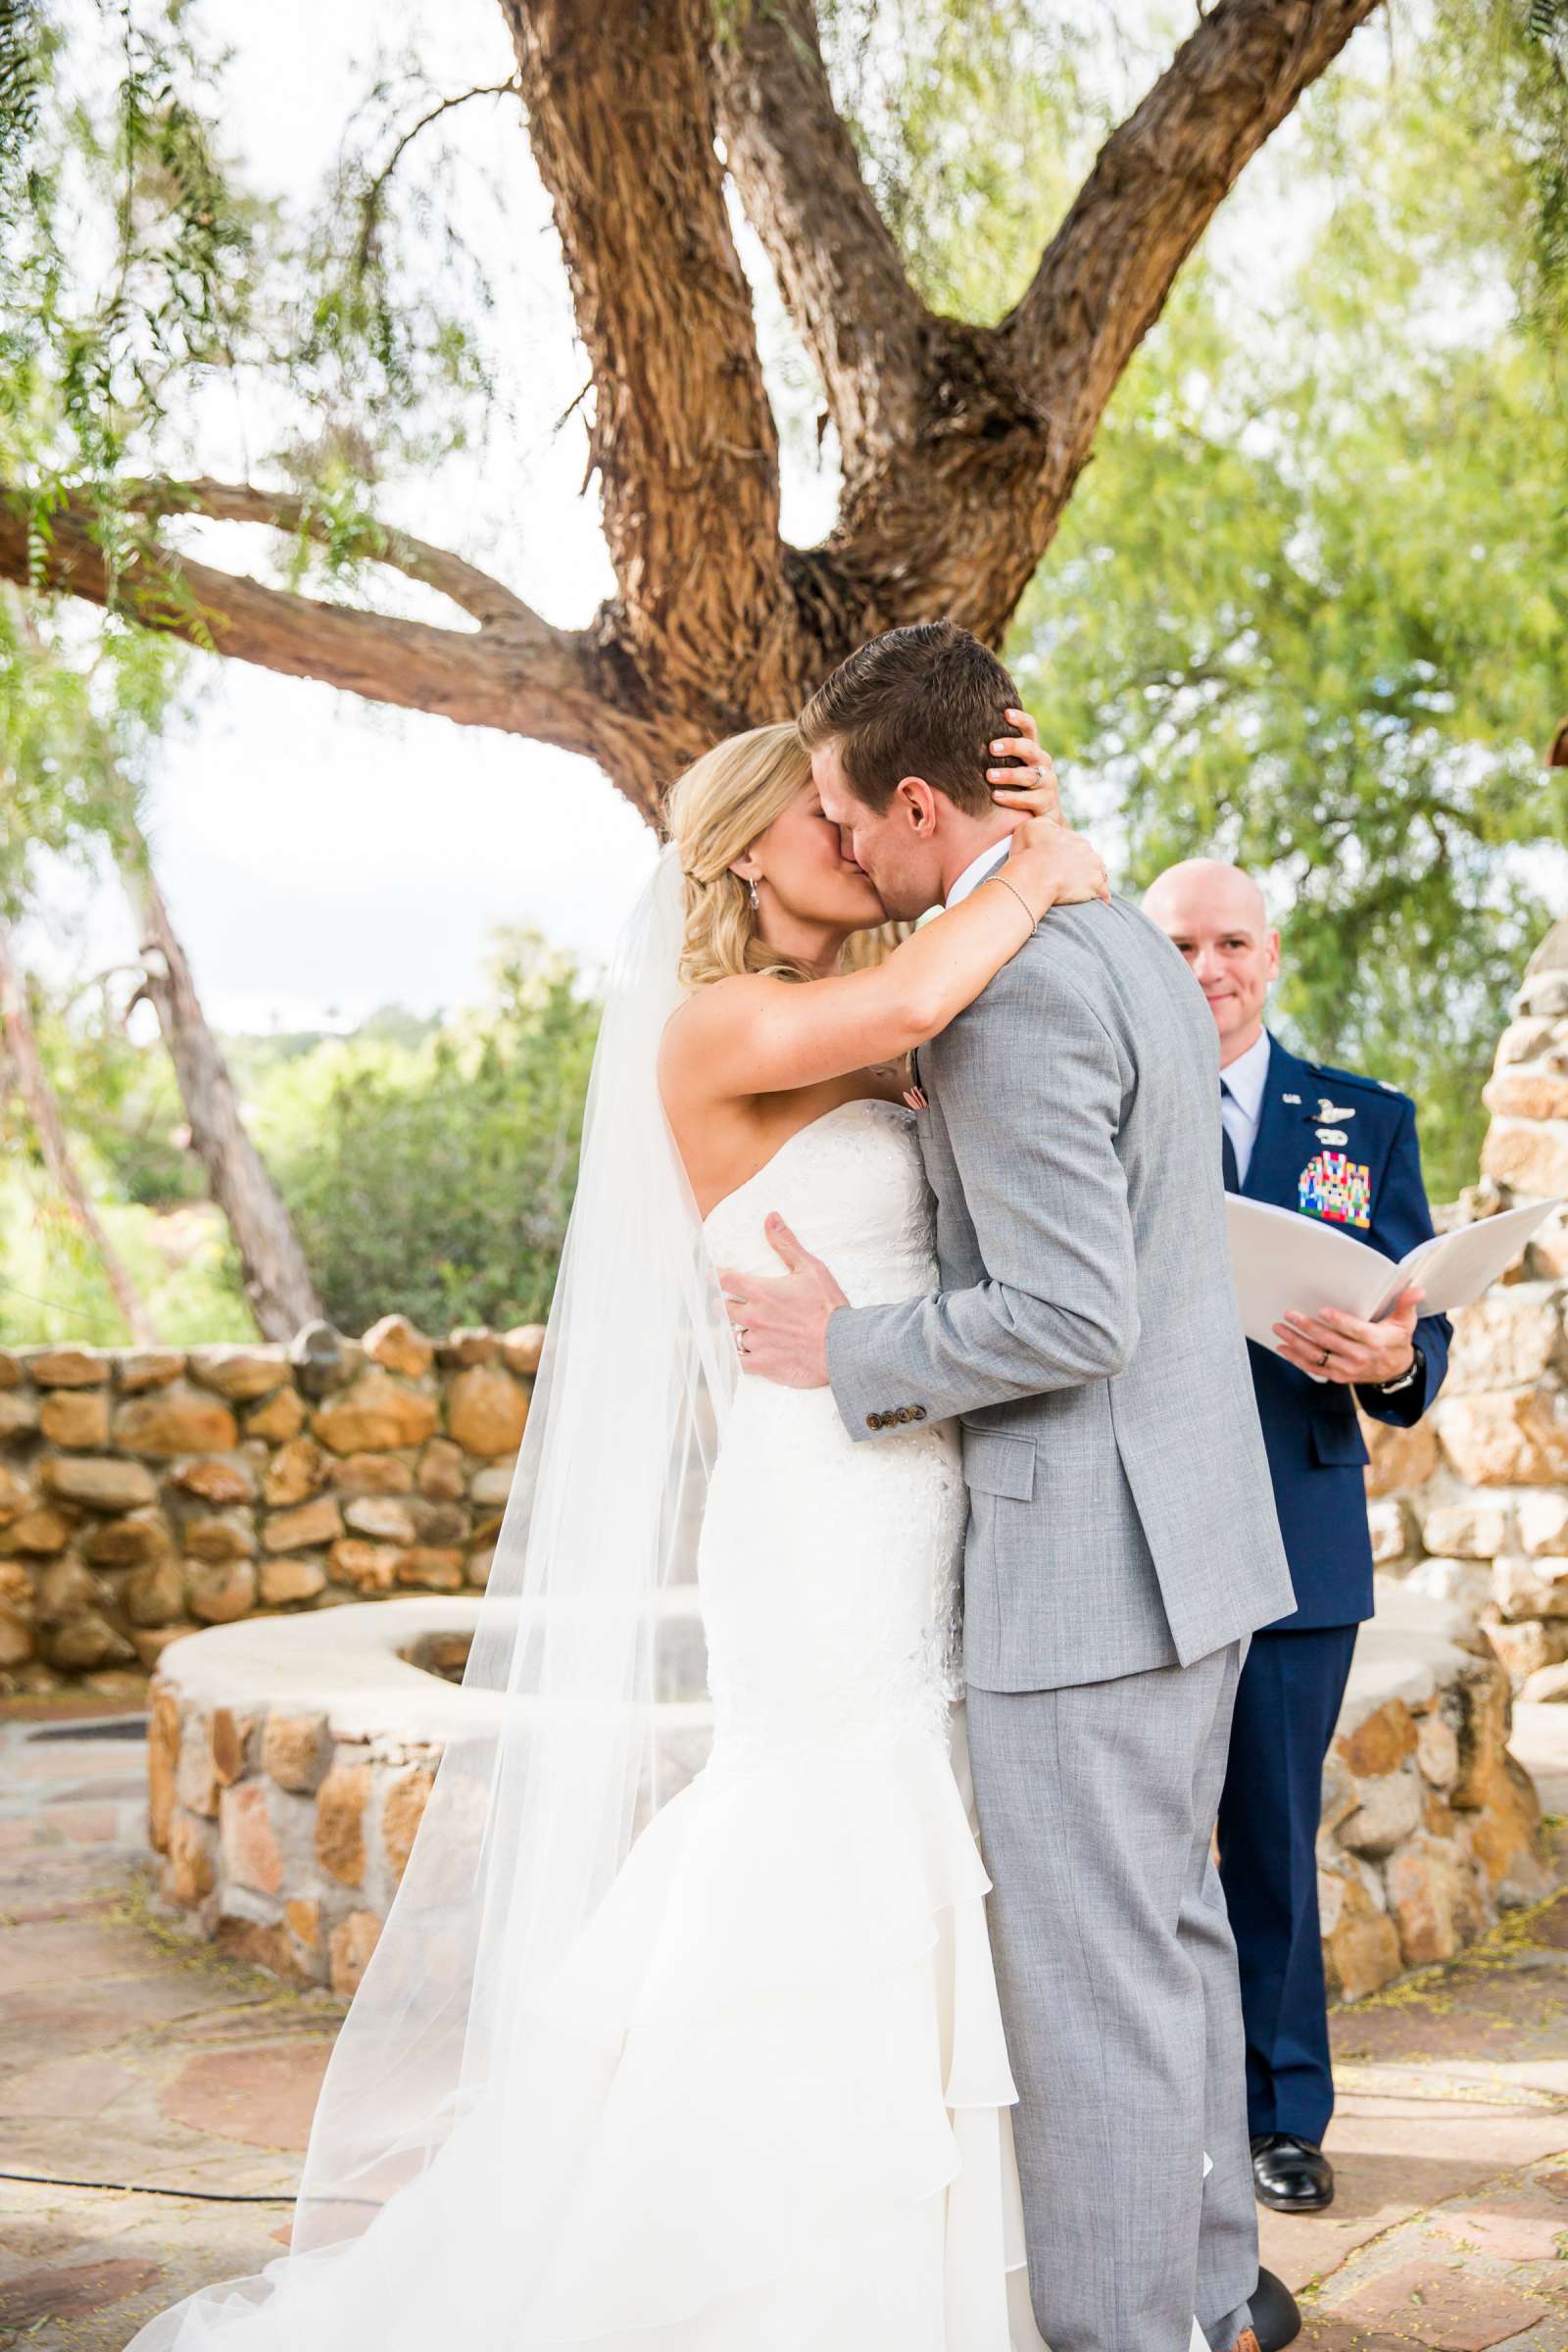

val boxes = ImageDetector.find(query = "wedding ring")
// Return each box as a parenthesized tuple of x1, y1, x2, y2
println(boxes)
(1318, 1348, 1331, 1368)
(735, 1328, 750, 1355)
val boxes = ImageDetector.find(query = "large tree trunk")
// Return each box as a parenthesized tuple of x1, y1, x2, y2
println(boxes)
(0, 0, 1388, 820)
(119, 837, 324, 1343)
(0, 925, 161, 1346)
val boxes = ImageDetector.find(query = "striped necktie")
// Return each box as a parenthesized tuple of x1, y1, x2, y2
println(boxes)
(1220, 1078, 1241, 1194)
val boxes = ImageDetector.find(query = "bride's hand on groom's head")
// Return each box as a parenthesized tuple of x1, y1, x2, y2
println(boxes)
(983, 711, 1109, 913)
(986, 708, 1057, 818)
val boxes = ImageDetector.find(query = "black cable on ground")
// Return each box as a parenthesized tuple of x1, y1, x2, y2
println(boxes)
(0, 2168, 294, 2205)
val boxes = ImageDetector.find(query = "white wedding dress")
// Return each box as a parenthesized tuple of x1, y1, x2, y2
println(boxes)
(528, 1095, 1046, 2348)
(130, 1096, 1041, 2352)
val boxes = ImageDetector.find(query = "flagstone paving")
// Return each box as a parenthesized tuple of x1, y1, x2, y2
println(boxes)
(4, 1693, 1568, 2350)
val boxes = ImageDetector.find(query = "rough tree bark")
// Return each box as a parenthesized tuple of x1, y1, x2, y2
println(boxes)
(0, 0, 1387, 820)
(118, 830, 325, 1342)
(0, 925, 161, 1345)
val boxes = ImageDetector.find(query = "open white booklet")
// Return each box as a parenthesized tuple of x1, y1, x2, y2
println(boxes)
(1225, 1193, 1558, 1360)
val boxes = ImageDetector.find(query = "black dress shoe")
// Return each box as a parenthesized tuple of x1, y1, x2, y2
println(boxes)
(1250, 2265, 1302, 2351)
(1251, 2131, 1334, 2213)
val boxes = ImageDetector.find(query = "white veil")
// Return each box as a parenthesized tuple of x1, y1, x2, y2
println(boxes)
(126, 846, 737, 2348)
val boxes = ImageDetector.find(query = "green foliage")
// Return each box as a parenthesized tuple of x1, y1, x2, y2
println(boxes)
(0, 1, 509, 619)
(0, 938, 600, 1346)
(822, 0, 1095, 318)
(252, 935, 601, 1336)
(0, 589, 180, 910)
(0, 958, 247, 1346)
(0, 1164, 254, 1346)
(994, 31, 1568, 1202)
(34, 974, 205, 1206)
(1430, 0, 1568, 346)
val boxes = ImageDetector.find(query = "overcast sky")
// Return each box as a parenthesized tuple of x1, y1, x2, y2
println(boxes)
(27, 0, 1374, 1032)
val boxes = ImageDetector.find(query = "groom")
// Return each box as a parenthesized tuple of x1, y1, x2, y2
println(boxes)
(725, 621, 1298, 2352)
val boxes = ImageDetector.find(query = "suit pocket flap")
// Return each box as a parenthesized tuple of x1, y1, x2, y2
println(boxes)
(961, 1426, 1037, 1503)
(1310, 1413, 1370, 1469)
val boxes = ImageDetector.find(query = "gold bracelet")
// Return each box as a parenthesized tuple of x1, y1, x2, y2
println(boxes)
(981, 871, 1039, 928)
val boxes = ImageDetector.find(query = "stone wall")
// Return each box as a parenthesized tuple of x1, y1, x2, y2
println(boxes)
(0, 1316, 542, 1693)
(1362, 917, 1568, 1699)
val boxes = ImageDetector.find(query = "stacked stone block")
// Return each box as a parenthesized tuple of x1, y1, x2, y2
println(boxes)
(1362, 917, 1568, 1698)
(146, 1676, 439, 1994)
(0, 1315, 543, 1692)
(1317, 1595, 1547, 2003)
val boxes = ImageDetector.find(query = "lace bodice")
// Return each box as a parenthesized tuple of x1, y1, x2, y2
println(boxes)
(698, 1100, 966, 1782)
(703, 1097, 943, 1311)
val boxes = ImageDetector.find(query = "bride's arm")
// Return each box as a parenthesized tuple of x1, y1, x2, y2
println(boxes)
(662, 815, 1107, 1103)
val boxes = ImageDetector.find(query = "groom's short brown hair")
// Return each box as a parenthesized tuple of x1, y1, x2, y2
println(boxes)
(798, 619, 1022, 816)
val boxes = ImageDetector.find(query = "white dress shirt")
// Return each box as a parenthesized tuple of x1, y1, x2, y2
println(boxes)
(945, 840, 1012, 911)
(1219, 1028, 1272, 1188)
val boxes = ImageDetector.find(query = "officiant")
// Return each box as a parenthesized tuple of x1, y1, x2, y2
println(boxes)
(1144, 858, 1450, 2221)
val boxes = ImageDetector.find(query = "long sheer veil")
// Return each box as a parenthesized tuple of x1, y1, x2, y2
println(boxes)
(126, 845, 737, 2347)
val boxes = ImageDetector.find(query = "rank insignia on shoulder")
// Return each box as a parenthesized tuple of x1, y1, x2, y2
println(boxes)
(1315, 1098, 1356, 1123)
(1299, 1151, 1371, 1227)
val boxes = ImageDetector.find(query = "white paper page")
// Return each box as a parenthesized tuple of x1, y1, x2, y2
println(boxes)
(1369, 1197, 1559, 1319)
(1226, 1194, 1559, 1359)
(1225, 1198, 1395, 1353)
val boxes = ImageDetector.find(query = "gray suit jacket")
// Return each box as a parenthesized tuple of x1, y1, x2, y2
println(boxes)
(826, 887, 1296, 1691)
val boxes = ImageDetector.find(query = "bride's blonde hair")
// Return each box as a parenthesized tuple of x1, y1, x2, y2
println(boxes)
(665, 723, 815, 991)
(665, 721, 910, 992)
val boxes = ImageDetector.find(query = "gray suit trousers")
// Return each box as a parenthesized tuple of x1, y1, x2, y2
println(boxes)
(966, 1640, 1257, 2352)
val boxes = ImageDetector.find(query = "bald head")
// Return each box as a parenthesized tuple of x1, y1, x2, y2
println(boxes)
(1143, 858, 1280, 1066)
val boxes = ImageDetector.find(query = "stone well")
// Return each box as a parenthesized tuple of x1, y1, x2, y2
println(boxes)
(149, 1578, 1547, 2005)
(147, 1592, 710, 1994)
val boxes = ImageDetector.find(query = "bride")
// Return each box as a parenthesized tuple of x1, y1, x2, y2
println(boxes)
(123, 715, 1106, 2352)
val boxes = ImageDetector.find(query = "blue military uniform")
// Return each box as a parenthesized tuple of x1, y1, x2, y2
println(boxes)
(1216, 1032, 1449, 2150)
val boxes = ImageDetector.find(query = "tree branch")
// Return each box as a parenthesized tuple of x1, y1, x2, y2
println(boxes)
(120, 476, 539, 626)
(354, 80, 523, 277)
(812, 0, 1387, 651)
(1004, 0, 1386, 463)
(711, 0, 933, 474)
(0, 486, 664, 799)
(496, 0, 790, 700)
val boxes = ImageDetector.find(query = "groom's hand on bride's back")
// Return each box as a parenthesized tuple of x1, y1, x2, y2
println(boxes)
(718, 1215, 847, 1389)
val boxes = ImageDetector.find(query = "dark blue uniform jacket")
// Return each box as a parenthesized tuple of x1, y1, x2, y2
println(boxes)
(1240, 1033, 1450, 1630)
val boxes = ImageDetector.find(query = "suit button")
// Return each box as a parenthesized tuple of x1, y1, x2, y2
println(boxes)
(866, 1413, 881, 1431)
(912, 1405, 927, 1422)
(897, 1406, 914, 1424)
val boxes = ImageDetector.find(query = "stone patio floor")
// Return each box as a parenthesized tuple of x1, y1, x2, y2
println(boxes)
(4, 1692, 1568, 2351)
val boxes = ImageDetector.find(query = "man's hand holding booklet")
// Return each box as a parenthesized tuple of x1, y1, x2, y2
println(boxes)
(1225, 1195, 1559, 1363)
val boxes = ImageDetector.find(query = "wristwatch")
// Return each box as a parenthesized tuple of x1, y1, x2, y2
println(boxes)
(1369, 1345, 1424, 1397)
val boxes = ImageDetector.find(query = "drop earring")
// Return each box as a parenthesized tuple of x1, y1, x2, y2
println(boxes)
(748, 879, 760, 912)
